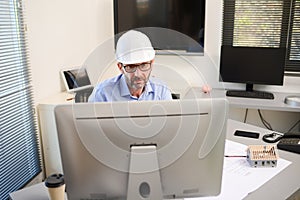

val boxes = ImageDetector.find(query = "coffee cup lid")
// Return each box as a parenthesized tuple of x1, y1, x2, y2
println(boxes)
(45, 173, 65, 188)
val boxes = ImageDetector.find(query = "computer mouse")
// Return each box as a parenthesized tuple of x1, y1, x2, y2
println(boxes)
(284, 96, 300, 107)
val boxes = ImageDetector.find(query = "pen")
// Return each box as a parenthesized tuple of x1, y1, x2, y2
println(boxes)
(66, 97, 74, 101)
(225, 155, 247, 158)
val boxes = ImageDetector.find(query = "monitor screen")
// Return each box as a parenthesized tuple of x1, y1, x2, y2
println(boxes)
(60, 67, 92, 93)
(113, 0, 205, 53)
(54, 99, 228, 199)
(219, 46, 285, 90)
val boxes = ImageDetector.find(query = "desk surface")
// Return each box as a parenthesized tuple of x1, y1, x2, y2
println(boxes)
(10, 119, 300, 200)
(184, 88, 300, 112)
(226, 91, 300, 112)
(39, 89, 300, 112)
(227, 119, 300, 200)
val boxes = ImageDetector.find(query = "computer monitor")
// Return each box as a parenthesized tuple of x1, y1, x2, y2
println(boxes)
(54, 98, 228, 199)
(60, 67, 93, 93)
(219, 46, 286, 99)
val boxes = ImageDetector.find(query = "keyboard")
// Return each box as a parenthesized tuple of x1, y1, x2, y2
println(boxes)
(277, 137, 300, 154)
(226, 90, 274, 99)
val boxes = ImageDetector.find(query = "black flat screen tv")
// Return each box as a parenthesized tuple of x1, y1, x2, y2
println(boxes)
(113, 0, 205, 54)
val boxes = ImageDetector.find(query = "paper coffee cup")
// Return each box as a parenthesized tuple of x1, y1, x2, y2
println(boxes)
(45, 173, 65, 200)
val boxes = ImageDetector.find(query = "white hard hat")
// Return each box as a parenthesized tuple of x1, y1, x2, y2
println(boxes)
(116, 30, 155, 65)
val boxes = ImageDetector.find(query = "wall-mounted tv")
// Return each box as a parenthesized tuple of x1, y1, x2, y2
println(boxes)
(113, 0, 206, 54)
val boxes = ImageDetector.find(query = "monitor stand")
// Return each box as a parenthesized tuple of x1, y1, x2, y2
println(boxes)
(127, 145, 163, 200)
(226, 83, 274, 99)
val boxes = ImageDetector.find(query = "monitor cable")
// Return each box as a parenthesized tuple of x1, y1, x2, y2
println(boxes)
(258, 109, 273, 130)
(286, 119, 300, 133)
(243, 108, 248, 123)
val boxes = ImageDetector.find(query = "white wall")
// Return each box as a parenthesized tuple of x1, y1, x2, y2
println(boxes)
(24, 0, 114, 102)
(24, 0, 299, 132)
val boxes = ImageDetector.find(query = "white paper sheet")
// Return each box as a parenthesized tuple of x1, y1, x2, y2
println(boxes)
(186, 140, 291, 200)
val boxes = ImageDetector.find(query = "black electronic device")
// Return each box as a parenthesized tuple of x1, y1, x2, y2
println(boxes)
(277, 136, 300, 154)
(234, 130, 260, 139)
(113, 0, 205, 53)
(226, 90, 274, 100)
(220, 46, 286, 99)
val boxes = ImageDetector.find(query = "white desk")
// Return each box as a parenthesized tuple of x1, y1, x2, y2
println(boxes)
(226, 91, 300, 112)
(184, 88, 300, 112)
(226, 119, 300, 200)
(10, 119, 300, 200)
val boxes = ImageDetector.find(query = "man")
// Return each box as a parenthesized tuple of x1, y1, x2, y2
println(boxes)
(88, 30, 173, 102)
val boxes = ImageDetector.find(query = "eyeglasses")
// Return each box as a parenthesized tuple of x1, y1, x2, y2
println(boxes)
(122, 62, 152, 73)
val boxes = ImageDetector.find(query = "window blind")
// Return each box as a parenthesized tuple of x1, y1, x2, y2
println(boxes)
(233, 0, 285, 48)
(0, 0, 41, 199)
(222, 0, 300, 73)
(286, 0, 300, 72)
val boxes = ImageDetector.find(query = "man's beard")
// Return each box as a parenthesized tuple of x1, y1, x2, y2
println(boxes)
(126, 75, 150, 90)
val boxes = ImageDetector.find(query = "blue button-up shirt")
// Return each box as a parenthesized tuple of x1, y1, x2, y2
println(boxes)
(88, 74, 172, 102)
